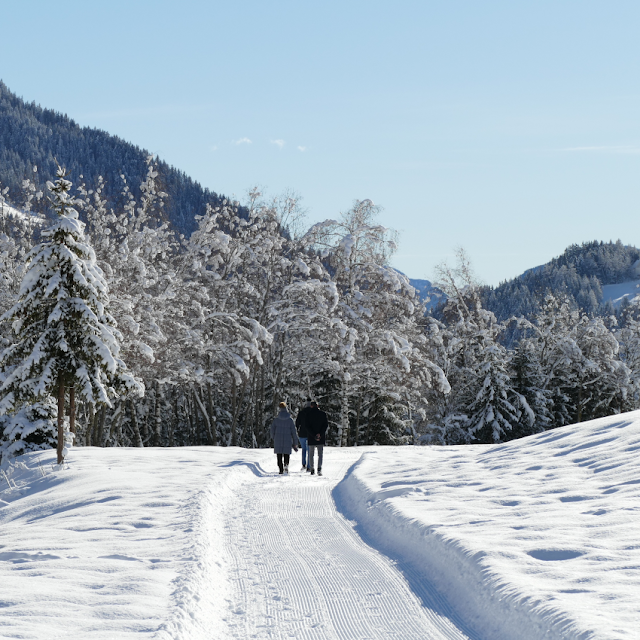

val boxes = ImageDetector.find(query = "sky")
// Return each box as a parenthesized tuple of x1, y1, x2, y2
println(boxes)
(2, 0, 640, 286)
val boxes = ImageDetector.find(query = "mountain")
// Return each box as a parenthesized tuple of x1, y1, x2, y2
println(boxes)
(425, 240, 640, 323)
(0, 81, 230, 235)
(408, 278, 445, 310)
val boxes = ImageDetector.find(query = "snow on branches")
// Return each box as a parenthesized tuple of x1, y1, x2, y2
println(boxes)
(0, 167, 142, 463)
(2, 164, 639, 453)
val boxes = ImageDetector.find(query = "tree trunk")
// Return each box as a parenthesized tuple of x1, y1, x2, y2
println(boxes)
(139, 393, 149, 444)
(154, 380, 162, 446)
(206, 383, 218, 446)
(354, 394, 362, 447)
(338, 375, 349, 448)
(238, 368, 256, 446)
(69, 387, 76, 435)
(193, 385, 215, 445)
(97, 405, 106, 447)
(186, 391, 195, 445)
(270, 339, 285, 422)
(230, 382, 238, 446)
(129, 398, 143, 447)
(170, 394, 178, 447)
(86, 403, 96, 447)
(256, 359, 266, 446)
(231, 378, 248, 447)
(107, 403, 124, 446)
(577, 385, 583, 423)
(57, 380, 65, 464)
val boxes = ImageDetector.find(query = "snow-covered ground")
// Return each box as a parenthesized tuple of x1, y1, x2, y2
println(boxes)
(2, 412, 640, 639)
(0, 202, 41, 225)
(336, 413, 640, 639)
(601, 279, 640, 307)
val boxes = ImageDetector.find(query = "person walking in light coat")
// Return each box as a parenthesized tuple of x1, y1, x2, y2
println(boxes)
(270, 402, 299, 475)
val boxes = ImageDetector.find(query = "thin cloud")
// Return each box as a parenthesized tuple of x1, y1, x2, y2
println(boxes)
(233, 137, 252, 145)
(562, 145, 640, 154)
(270, 139, 285, 149)
(297, 146, 307, 152)
(210, 145, 218, 152)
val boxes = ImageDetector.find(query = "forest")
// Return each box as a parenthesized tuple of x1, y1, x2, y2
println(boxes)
(476, 240, 640, 322)
(0, 81, 228, 236)
(2, 77, 640, 459)
(2, 157, 640, 463)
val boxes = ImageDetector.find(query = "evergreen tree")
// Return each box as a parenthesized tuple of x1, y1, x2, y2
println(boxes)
(571, 315, 632, 422)
(0, 167, 142, 463)
(510, 338, 552, 436)
(465, 343, 530, 443)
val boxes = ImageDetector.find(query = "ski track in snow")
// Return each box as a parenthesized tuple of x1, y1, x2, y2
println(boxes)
(221, 453, 468, 640)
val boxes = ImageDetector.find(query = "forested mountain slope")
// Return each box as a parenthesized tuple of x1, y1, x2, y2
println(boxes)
(465, 241, 640, 322)
(0, 81, 228, 235)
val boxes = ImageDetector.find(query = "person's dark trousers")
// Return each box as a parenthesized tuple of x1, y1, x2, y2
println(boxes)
(276, 453, 290, 473)
(299, 437, 308, 467)
(309, 445, 323, 471)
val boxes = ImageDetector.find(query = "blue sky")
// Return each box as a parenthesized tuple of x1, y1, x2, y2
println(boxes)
(3, 0, 640, 285)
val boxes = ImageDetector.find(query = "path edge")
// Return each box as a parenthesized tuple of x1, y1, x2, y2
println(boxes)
(332, 455, 592, 640)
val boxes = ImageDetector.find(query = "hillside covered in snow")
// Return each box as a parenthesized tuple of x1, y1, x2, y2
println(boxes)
(475, 240, 640, 322)
(2, 411, 639, 639)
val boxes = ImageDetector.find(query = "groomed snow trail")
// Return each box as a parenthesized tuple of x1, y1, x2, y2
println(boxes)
(221, 451, 470, 640)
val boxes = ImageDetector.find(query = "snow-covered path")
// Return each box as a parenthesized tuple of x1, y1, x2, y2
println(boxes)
(4, 412, 640, 639)
(221, 453, 469, 640)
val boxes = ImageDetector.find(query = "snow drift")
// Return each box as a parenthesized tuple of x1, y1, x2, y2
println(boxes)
(335, 412, 640, 640)
(2, 412, 640, 639)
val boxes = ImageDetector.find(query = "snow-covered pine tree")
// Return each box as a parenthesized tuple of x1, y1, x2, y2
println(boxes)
(515, 294, 577, 429)
(616, 298, 640, 407)
(0, 167, 143, 463)
(571, 314, 632, 422)
(464, 341, 531, 443)
(509, 336, 552, 437)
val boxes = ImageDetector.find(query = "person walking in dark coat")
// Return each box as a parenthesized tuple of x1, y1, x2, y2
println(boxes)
(270, 402, 299, 475)
(296, 398, 313, 471)
(306, 401, 328, 476)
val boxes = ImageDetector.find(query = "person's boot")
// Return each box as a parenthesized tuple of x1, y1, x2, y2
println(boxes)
(284, 464, 289, 474)
(318, 467, 322, 476)
(310, 468, 315, 475)
(279, 469, 283, 475)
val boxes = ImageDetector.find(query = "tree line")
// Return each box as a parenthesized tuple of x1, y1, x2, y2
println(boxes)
(2, 163, 640, 461)
(0, 81, 228, 237)
(472, 240, 640, 323)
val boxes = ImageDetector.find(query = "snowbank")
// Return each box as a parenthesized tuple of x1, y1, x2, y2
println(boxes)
(335, 412, 640, 640)
(0, 447, 263, 640)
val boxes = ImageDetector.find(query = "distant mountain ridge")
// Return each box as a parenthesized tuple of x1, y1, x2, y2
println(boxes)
(0, 81, 229, 235)
(480, 240, 640, 321)
(422, 240, 640, 322)
(407, 278, 445, 310)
